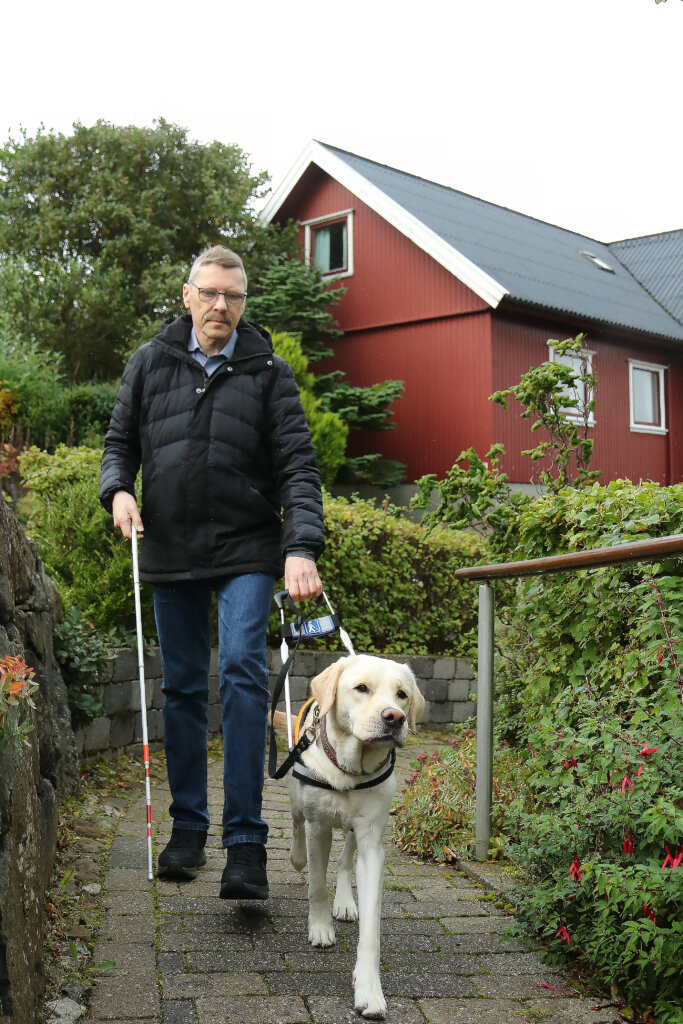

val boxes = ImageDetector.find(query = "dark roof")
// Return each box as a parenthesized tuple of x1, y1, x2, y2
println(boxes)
(609, 229, 683, 326)
(317, 143, 683, 343)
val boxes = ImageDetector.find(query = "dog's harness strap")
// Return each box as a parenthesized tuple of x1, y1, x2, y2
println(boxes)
(268, 590, 354, 781)
(291, 749, 396, 792)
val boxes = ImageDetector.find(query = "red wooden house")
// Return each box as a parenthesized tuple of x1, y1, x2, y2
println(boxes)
(260, 142, 683, 487)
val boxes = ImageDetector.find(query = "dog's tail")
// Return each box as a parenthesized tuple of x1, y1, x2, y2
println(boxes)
(269, 709, 296, 738)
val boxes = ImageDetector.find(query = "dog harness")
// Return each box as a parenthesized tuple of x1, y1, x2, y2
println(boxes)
(289, 696, 396, 793)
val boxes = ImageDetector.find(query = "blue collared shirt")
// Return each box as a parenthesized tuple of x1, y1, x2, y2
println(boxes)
(188, 326, 238, 375)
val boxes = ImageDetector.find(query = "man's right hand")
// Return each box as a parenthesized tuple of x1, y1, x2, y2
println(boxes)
(112, 491, 144, 540)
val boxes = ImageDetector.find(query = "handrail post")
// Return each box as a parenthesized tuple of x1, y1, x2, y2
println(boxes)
(475, 583, 495, 861)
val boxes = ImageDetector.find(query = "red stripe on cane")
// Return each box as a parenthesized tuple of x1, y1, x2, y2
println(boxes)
(143, 744, 150, 762)
(147, 806, 151, 824)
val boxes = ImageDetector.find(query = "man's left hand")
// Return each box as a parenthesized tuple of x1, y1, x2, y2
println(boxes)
(284, 556, 322, 603)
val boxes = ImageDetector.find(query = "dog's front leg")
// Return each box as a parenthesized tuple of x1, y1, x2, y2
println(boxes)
(333, 829, 358, 921)
(352, 830, 386, 1020)
(305, 820, 335, 946)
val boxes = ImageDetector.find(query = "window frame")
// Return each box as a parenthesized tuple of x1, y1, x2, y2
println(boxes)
(548, 344, 596, 427)
(302, 209, 354, 279)
(628, 359, 667, 435)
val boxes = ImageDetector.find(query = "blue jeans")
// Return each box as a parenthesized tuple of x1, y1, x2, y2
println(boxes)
(153, 573, 275, 848)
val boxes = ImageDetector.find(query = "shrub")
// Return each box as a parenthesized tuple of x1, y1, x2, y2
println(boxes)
(495, 482, 683, 1021)
(310, 493, 486, 655)
(18, 445, 155, 639)
(393, 727, 525, 861)
(53, 609, 115, 727)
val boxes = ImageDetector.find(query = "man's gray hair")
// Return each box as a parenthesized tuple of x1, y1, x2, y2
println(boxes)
(188, 245, 248, 289)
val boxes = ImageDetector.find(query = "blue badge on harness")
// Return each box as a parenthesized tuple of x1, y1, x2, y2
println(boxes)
(292, 615, 336, 638)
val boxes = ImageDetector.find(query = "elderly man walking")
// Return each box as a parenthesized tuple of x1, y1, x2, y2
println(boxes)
(100, 245, 324, 899)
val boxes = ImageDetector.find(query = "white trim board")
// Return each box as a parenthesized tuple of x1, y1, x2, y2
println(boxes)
(259, 140, 508, 310)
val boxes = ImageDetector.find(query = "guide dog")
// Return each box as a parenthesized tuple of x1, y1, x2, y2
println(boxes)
(272, 654, 424, 1019)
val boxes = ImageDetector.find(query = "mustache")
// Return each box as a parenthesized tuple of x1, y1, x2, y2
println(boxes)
(203, 313, 230, 324)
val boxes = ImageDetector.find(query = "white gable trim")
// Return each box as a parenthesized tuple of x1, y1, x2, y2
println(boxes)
(260, 141, 508, 309)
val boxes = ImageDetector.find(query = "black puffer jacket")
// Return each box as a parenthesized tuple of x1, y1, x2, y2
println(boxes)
(100, 315, 324, 583)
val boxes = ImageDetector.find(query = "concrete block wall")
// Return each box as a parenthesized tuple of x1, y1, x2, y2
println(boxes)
(74, 647, 476, 761)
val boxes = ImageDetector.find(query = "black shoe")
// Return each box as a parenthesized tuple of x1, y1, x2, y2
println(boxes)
(220, 842, 268, 900)
(157, 827, 207, 880)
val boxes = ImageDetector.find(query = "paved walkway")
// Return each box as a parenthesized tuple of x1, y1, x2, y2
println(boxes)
(82, 740, 618, 1024)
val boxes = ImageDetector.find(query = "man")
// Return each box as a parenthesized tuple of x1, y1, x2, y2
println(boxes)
(100, 245, 324, 899)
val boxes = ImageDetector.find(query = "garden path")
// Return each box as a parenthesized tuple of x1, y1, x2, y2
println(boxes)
(77, 738, 618, 1024)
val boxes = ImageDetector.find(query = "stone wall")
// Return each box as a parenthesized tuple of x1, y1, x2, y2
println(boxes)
(0, 496, 80, 1024)
(74, 647, 477, 760)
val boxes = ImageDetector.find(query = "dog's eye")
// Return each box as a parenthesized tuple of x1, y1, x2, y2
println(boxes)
(397, 689, 408, 700)
(355, 684, 369, 693)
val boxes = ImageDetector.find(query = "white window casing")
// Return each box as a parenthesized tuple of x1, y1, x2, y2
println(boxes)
(302, 209, 354, 279)
(628, 359, 667, 434)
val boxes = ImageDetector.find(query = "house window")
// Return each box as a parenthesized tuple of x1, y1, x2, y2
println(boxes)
(302, 209, 354, 279)
(629, 360, 667, 434)
(549, 345, 595, 425)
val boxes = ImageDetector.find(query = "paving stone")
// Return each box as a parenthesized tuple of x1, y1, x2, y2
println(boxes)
(380, 934, 439, 953)
(182, 911, 273, 934)
(307, 995, 425, 1024)
(88, 977, 160, 1019)
(380, 952, 481, 975)
(164, 971, 267, 998)
(380, 918, 445, 935)
(90, 942, 155, 976)
(265, 971, 353, 996)
(399, 898, 493, 917)
(474, 974, 577, 998)
(195, 995, 309, 1024)
(435, 932, 527, 954)
(161, 999, 196, 1024)
(475, 952, 563, 975)
(97, 913, 156, 943)
(107, 837, 151, 869)
(251, 932, 352, 954)
(156, 951, 185, 974)
(418, 997, 530, 1024)
(159, 932, 252, 953)
(102, 891, 155, 914)
(523, 997, 621, 1023)
(186, 950, 286, 972)
(382, 973, 477, 998)
(440, 916, 510, 933)
(281, 950, 357, 971)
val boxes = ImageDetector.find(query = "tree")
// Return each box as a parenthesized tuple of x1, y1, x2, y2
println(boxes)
(0, 120, 405, 483)
(0, 119, 275, 378)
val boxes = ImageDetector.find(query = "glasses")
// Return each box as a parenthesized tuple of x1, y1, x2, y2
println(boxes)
(189, 282, 247, 306)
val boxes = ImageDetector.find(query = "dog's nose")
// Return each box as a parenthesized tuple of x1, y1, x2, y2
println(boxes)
(381, 707, 406, 728)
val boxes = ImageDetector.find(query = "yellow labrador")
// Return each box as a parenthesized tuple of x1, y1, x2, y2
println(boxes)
(274, 654, 424, 1020)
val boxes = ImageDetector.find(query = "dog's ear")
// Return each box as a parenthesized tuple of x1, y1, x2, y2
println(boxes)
(311, 658, 350, 718)
(405, 669, 425, 730)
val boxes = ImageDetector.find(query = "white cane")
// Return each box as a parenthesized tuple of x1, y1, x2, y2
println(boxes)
(131, 524, 154, 881)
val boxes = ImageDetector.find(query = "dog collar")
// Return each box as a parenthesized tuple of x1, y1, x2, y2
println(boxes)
(292, 749, 396, 792)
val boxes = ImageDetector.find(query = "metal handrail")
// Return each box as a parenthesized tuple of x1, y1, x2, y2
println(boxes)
(454, 532, 683, 581)
(453, 532, 683, 859)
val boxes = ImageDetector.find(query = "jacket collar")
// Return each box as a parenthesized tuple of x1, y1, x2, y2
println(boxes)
(155, 314, 274, 361)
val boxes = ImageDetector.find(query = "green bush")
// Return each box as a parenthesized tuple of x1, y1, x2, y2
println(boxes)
(311, 493, 486, 655)
(393, 728, 525, 861)
(53, 609, 114, 726)
(0, 336, 117, 448)
(18, 445, 154, 639)
(496, 482, 683, 1021)
(271, 330, 347, 486)
(18, 446, 485, 658)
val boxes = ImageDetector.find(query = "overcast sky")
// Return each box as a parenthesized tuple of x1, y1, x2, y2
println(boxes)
(2, 0, 681, 243)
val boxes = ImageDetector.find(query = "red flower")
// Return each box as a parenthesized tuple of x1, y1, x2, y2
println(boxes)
(621, 776, 634, 795)
(639, 745, 658, 755)
(643, 904, 656, 922)
(657, 653, 664, 663)
(661, 846, 674, 870)
(556, 925, 571, 945)
(635, 765, 643, 776)
(623, 831, 633, 857)
(568, 856, 582, 882)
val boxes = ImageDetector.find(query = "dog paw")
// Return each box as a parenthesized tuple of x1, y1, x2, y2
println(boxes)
(333, 896, 358, 921)
(308, 920, 336, 947)
(354, 982, 387, 1020)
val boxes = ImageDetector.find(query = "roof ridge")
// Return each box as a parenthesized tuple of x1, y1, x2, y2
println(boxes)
(313, 140, 609, 247)
(609, 227, 683, 247)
